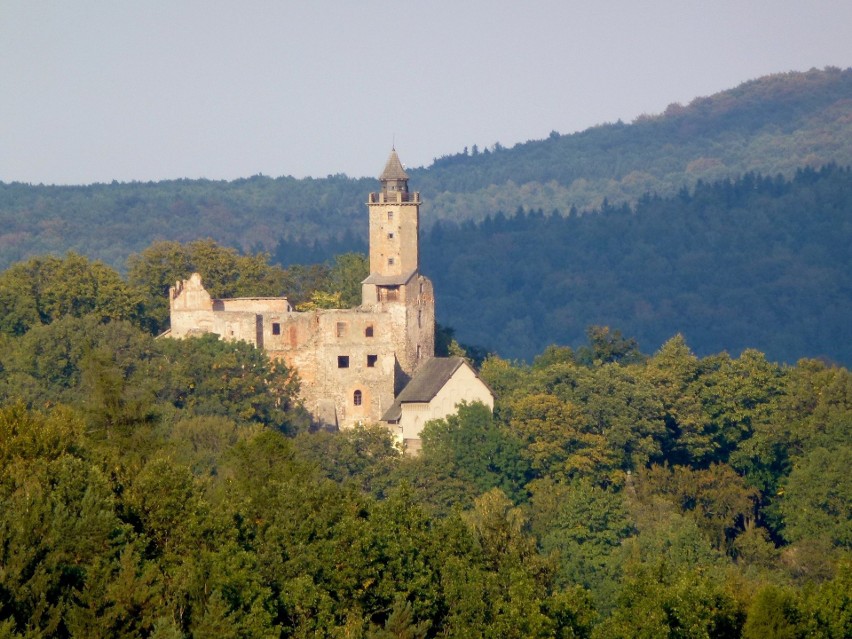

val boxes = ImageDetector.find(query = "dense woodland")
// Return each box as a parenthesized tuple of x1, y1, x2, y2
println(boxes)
(279, 164, 852, 366)
(0, 244, 850, 637)
(2, 68, 851, 366)
(2, 67, 851, 272)
(1, 66, 850, 636)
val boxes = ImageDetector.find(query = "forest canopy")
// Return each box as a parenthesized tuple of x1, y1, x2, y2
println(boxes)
(0, 66, 850, 636)
(0, 243, 849, 637)
(2, 67, 851, 272)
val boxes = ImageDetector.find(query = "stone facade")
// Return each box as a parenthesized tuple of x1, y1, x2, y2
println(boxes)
(167, 150, 436, 429)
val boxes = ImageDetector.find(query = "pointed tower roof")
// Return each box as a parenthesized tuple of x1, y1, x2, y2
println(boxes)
(380, 149, 409, 181)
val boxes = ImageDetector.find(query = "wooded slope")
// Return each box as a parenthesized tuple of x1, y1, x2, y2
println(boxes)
(2, 67, 851, 272)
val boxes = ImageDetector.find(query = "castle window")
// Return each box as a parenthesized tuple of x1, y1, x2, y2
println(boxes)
(387, 232, 394, 239)
(418, 309, 422, 328)
(272, 322, 281, 335)
(367, 354, 377, 367)
(336, 322, 347, 338)
(387, 211, 393, 221)
(365, 325, 374, 337)
(388, 257, 394, 266)
(353, 390, 362, 406)
(338, 355, 349, 368)
(417, 344, 421, 360)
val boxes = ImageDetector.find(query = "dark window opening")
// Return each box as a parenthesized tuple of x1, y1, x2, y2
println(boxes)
(272, 322, 281, 335)
(353, 390, 362, 406)
(337, 355, 349, 368)
(388, 257, 395, 266)
(387, 211, 393, 221)
(365, 325, 374, 337)
(367, 354, 378, 367)
(379, 286, 400, 302)
(387, 232, 394, 239)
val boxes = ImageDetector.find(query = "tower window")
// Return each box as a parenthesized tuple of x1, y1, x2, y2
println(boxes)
(387, 232, 394, 239)
(367, 354, 377, 367)
(272, 322, 281, 335)
(365, 325, 374, 337)
(336, 322, 347, 337)
(338, 355, 349, 368)
(387, 211, 393, 221)
(388, 257, 395, 266)
(353, 390, 362, 406)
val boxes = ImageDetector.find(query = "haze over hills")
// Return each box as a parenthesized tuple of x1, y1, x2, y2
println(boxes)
(1, 67, 851, 365)
(2, 67, 851, 271)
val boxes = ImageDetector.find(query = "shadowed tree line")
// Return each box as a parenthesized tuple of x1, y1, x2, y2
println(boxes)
(3, 67, 852, 272)
(0, 242, 849, 636)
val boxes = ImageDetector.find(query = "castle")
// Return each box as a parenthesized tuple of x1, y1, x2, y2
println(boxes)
(167, 150, 493, 448)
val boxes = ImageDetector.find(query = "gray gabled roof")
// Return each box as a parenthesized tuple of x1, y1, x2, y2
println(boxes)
(381, 357, 466, 422)
(362, 269, 417, 286)
(380, 149, 409, 181)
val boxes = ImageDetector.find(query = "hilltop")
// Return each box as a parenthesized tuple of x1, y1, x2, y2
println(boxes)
(1, 67, 851, 272)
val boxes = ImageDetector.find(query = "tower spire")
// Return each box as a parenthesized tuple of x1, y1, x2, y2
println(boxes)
(379, 149, 409, 194)
(365, 148, 421, 284)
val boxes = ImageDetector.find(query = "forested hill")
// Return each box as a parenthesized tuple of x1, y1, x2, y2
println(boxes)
(415, 66, 852, 222)
(2, 67, 852, 272)
(277, 164, 852, 367)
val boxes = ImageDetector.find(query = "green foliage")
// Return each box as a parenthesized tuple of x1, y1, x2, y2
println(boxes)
(636, 464, 759, 552)
(6, 68, 852, 280)
(535, 479, 633, 606)
(156, 334, 299, 430)
(295, 289, 345, 310)
(423, 165, 852, 365)
(420, 402, 530, 503)
(576, 326, 646, 367)
(742, 584, 804, 639)
(293, 423, 401, 497)
(0, 236, 850, 636)
(781, 446, 852, 549)
(593, 563, 745, 639)
(323, 252, 369, 307)
(4, 70, 852, 367)
(0, 252, 144, 336)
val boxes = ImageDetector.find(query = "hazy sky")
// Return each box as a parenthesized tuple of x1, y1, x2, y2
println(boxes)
(3, 1, 852, 185)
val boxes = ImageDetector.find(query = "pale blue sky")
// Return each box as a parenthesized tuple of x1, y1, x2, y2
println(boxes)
(2, 1, 851, 184)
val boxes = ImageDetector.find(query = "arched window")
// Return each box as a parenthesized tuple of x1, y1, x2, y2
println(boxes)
(353, 390, 363, 406)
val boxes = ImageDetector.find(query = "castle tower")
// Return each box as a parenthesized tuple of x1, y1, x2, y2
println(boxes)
(362, 149, 435, 387)
(367, 149, 420, 281)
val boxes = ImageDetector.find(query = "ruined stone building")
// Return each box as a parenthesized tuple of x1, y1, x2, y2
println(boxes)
(167, 150, 493, 447)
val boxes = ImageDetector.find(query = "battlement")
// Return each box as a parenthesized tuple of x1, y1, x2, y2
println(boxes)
(368, 191, 420, 204)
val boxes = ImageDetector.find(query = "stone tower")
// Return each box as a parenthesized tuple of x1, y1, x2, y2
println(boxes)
(367, 149, 420, 278)
(362, 149, 435, 389)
